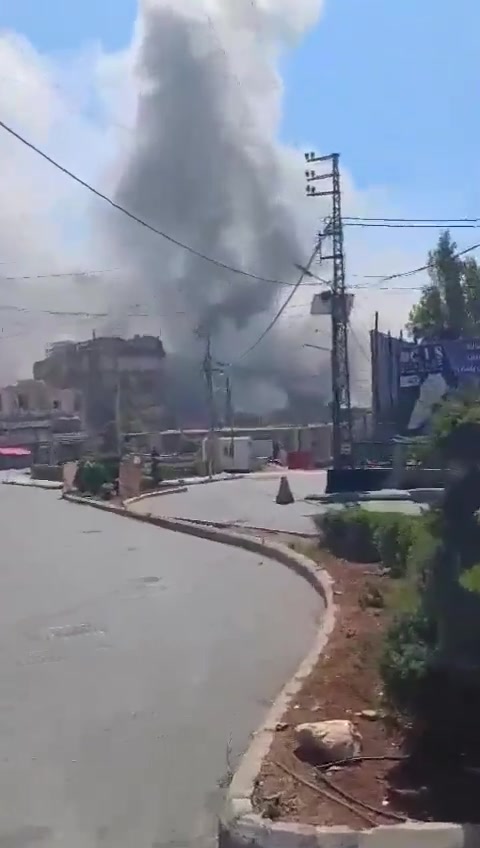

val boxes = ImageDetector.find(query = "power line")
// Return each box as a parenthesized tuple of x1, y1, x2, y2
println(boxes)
(350, 240, 480, 288)
(0, 263, 321, 288)
(344, 215, 480, 224)
(0, 303, 188, 318)
(0, 300, 312, 318)
(3, 239, 479, 296)
(0, 118, 303, 289)
(233, 241, 321, 362)
(0, 267, 120, 282)
(350, 325, 371, 365)
(4, 117, 480, 297)
(344, 221, 480, 230)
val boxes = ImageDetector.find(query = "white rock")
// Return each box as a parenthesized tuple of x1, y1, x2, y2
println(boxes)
(294, 720, 362, 762)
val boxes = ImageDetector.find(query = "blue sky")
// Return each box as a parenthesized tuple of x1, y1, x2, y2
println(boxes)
(2, 0, 479, 218)
(0, 0, 136, 53)
(281, 0, 480, 216)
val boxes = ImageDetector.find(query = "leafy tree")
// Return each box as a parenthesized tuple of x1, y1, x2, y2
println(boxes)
(463, 257, 480, 329)
(409, 389, 480, 465)
(408, 230, 480, 340)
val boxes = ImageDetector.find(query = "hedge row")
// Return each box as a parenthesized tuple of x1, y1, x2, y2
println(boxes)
(315, 507, 427, 577)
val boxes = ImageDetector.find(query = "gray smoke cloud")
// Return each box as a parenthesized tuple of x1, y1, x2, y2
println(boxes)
(0, 0, 429, 411)
(100, 0, 330, 420)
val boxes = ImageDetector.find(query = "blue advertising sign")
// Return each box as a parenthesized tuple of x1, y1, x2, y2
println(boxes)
(442, 339, 480, 375)
(399, 341, 445, 387)
(372, 332, 480, 436)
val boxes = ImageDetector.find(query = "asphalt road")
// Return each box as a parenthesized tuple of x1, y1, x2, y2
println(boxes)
(131, 471, 328, 534)
(0, 482, 321, 848)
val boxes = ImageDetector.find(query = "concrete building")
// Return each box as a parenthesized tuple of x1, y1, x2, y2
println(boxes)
(34, 335, 166, 442)
(0, 379, 78, 417)
(0, 416, 87, 463)
(0, 379, 87, 463)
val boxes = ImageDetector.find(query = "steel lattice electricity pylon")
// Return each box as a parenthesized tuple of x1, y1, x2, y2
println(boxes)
(305, 151, 353, 467)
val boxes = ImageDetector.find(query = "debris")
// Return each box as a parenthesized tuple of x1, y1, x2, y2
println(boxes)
(357, 709, 381, 721)
(294, 720, 362, 763)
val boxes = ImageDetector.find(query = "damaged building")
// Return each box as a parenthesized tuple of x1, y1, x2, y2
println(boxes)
(0, 379, 86, 463)
(33, 335, 166, 444)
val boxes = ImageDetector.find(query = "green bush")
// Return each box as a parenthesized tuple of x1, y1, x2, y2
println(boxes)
(316, 507, 441, 714)
(405, 515, 438, 590)
(76, 460, 109, 495)
(317, 507, 423, 574)
(380, 607, 436, 713)
(317, 508, 379, 562)
(373, 513, 424, 578)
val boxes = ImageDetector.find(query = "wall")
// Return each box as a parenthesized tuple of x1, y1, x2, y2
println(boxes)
(0, 381, 77, 416)
(34, 336, 166, 435)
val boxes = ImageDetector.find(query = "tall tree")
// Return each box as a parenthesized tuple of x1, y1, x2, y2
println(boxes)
(463, 257, 480, 331)
(407, 231, 480, 341)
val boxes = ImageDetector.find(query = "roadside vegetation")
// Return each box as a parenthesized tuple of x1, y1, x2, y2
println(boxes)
(255, 391, 480, 826)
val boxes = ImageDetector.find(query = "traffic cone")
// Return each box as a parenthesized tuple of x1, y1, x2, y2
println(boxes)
(276, 475, 294, 505)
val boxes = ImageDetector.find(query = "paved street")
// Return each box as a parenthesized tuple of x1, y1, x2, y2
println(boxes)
(131, 471, 328, 534)
(0, 482, 321, 848)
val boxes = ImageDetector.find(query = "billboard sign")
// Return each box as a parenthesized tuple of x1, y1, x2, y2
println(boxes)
(372, 333, 480, 436)
(442, 339, 480, 376)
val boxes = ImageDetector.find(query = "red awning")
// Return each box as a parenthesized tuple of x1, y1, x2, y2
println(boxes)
(0, 447, 31, 457)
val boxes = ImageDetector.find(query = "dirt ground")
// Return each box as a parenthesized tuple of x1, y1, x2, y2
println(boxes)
(252, 543, 480, 829)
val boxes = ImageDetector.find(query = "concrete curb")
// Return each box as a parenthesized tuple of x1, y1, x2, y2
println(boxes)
(2, 478, 62, 490)
(128, 511, 318, 539)
(124, 486, 188, 504)
(61, 494, 331, 595)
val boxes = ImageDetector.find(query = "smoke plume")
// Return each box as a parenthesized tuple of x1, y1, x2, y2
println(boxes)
(0, 0, 427, 416)
(100, 0, 329, 420)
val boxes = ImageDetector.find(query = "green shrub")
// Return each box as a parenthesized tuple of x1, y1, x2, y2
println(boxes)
(317, 507, 424, 574)
(405, 516, 437, 586)
(316, 508, 379, 562)
(373, 514, 408, 577)
(460, 563, 480, 593)
(76, 460, 109, 495)
(380, 607, 436, 713)
(377, 511, 429, 579)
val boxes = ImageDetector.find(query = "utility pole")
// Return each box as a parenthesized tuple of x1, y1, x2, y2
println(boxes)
(305, 151, 353, 468)
(225, 373, 235, 459)
(202, 330, 217, 477)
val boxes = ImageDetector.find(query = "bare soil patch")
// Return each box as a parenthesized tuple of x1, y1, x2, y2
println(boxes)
(252, 544, 480, 829)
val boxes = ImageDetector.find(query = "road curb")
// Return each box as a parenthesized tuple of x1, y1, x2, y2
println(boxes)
(62, 494, 331, 596)
(128, 511, 318, 539)
(2, 478, 62, 490)
(124, 486, 188, 504)
(125, 492, 317, 538)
